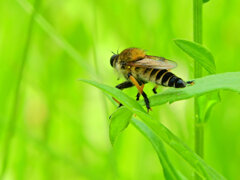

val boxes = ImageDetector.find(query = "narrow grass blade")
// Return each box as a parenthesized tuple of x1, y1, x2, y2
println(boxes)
(79, 79, 226, 179)
(174, 39, 216, 74)
(79, 79, 146, 113)
(17, 0, 97, 78)
(110, 101, 184, 179)
(148, 72, 240, 107)
(0, 0, 41, 178)
(132, 117, 182, 180)
(133, 113, 225, 180)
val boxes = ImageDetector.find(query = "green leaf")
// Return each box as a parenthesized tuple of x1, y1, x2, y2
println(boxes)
(108, 96, 183, 179)
(109, 107, 133, 145)
(133, 113, 225, 180)
(174, 39, 219, 123)
(132, 118, 182, 180)
(174, 39, 216, 74)
(79, 79, 146, 113)
(198, 91, 221, 123)
(148, 72, 240, 107)
(79, 78, 227, 179)
(203, 0, 210, 3)
(110, 100, 183, 179)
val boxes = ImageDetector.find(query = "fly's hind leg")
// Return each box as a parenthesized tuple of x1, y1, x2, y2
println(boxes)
(152, 85, 158, 94)
(136, 93, 140, 101)
(113, 81, 133, 107)
(136, 84, 144, 101)
(141, 91, 151, 111)
(186, 80, 194, 85)
(128, 73, 152, 112)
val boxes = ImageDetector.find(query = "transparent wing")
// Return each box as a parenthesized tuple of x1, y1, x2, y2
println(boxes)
(127, 55, 177, 69)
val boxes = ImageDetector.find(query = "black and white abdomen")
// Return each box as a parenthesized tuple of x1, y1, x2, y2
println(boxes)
(157, 70, 186, 88)
(135, 67, 187, 88)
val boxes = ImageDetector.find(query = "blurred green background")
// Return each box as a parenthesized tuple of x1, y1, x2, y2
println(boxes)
(1, 0, 240, 179)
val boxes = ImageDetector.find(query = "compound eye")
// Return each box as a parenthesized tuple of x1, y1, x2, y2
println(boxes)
(110, 54, 118, 67)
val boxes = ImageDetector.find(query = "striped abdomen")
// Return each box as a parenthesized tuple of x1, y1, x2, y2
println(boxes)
(132, 67, 186, 88)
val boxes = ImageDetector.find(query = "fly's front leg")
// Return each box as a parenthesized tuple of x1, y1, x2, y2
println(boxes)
(128, 73, 152, 112)
(113, 81, 133, 107)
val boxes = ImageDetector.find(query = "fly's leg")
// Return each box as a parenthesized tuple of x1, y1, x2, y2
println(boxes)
(136, 93, 140, 101)
(136, 84, 144, 101)
(113, 81, 133, 107)
(152, 85, 158, 94)
(186, 80, 195, 85)
(128, 73, 152, 112)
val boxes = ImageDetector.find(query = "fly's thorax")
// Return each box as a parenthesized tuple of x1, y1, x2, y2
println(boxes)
(130, 66, 144, 79)
(115, 59, 131, 79)
(119, 48, 146, 62)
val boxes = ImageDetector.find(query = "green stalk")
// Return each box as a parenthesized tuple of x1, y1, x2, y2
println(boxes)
(193, 0, 203, 179)
(0, 0, 41, 179)
(92, 2, 109, 118)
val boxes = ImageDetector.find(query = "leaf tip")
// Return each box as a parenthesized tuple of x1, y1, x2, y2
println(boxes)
(110, 136, 116, 146)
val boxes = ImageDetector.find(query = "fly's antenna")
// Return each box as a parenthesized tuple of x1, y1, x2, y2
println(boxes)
(111, 47, 120, 55)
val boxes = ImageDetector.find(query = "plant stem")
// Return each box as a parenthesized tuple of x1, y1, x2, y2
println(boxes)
(92, 2, 109, 118)
(193, 0, 203, 179)
(0, 0, 41, 178)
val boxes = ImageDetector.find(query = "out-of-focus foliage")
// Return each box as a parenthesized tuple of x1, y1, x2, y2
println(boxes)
(174, 39, 216, 74)
(0, 0, 240, 179)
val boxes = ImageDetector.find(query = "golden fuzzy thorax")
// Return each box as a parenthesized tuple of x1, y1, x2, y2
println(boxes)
(119, 48, 146, 62)
(115, 48, 146, 79)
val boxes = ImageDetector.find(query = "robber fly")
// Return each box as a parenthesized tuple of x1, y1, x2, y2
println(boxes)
(110, 47, 193, 111)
